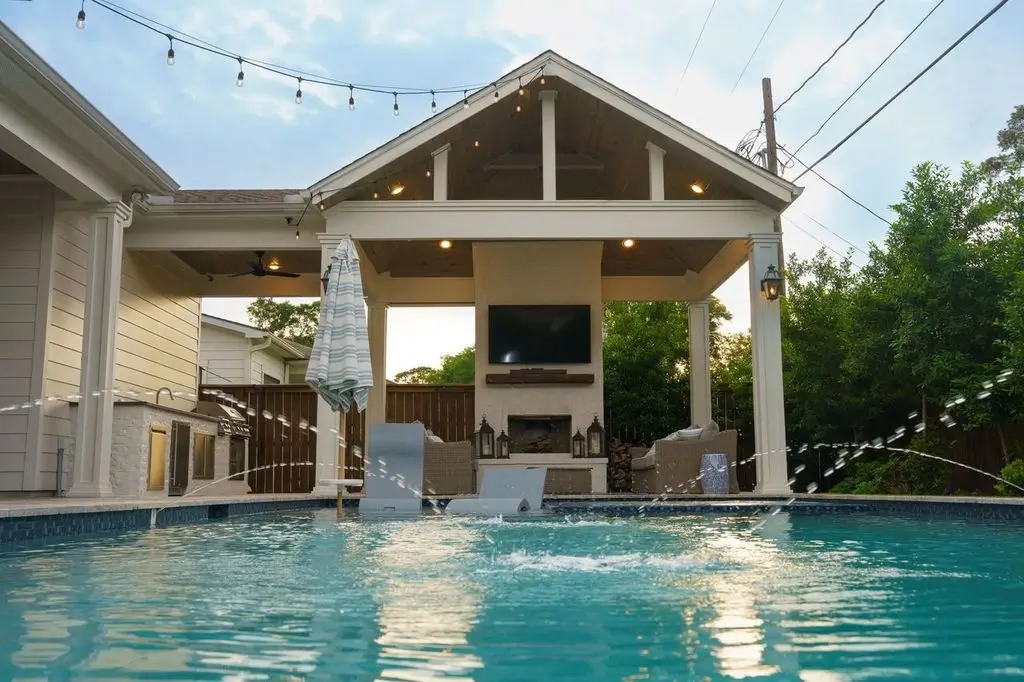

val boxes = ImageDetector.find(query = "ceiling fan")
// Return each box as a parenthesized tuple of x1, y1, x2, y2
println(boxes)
(227, 251, 300, 278)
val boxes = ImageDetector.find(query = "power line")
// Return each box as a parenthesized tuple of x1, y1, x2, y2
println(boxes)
(797, 211, 871, 258)
(675, 0, 720, 94)
(794, 0, 1011, 182)
(774, 0, 888, 114)
(791, 0, 947, 158)
(730, 0, 787, 94)
(783, 215, 861, 265)
(779, 144, 893, 226)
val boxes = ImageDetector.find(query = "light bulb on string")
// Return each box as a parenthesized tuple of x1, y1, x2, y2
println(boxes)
(348, 85, 355, 111)
(165, 35, 175, 65)
(493, 83, 499, 101)
(295, 228, 300, 239)
(518, 77, 524, 96)
(539, 68, 546, 86)
(295, 77, 303, 104)
(76, 1, 86, 29)
(235, 57, 245, 87)
(463, 90, 469, 109)
(430, 90, 437, 114)
(393, 92, 399, 117)
(425, 168, 432, 178)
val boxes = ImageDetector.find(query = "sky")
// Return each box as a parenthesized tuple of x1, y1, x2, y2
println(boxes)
(3, 0, 1022, 379)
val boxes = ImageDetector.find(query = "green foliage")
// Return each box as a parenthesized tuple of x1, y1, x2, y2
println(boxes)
(995, 459, 1024, 497)
(830, 434, 947, 496)
(246, 298, 320, 348)
(602, 300, 731, 439)
(393, 347, 475, 384)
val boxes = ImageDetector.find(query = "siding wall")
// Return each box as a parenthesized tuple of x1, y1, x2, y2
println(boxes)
(41, 209, 202, 491)
(0, 180, 53, 491)
(198, 324, 286, 385)
(198, 326, 250, 384)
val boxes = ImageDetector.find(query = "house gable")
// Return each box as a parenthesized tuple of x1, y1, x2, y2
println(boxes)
(309, 51, 801, 210)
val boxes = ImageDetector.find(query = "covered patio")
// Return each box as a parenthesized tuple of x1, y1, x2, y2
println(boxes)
(125, 50, 801, 496)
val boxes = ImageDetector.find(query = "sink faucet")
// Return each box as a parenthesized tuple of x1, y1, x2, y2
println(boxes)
(155, 387, 173, 405)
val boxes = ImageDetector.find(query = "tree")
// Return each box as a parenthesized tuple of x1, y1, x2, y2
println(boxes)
(602, 299, 731, 441)
(246, 298, 320, 348)
(393, 346, 475, 384)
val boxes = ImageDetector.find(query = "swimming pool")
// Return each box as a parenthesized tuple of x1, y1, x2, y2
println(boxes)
(1, 508, 1023, 680)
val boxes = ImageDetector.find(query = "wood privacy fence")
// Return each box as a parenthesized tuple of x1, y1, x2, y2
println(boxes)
(200, 383, 476, 494)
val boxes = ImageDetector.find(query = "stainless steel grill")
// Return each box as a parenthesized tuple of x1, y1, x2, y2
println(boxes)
(193, 401, 252, 438)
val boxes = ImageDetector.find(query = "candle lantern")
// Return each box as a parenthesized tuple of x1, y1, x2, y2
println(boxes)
(476, 415, 495, 458)
(571, 428, 587, 458)
(586, 415, 606, 458)
(496, 430, 511, 459)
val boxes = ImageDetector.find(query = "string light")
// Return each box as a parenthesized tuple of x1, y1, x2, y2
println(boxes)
(165, 34, 174, 65)
(295, 77, 303, 104)
(518, 77, 524, 96)
(392, 92, 399, 116)
(74, 0, 549, 115)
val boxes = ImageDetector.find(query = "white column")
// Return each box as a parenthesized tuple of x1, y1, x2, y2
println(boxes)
(539, 90, 558, 200)
(431, 143, 450, 201)
(645, 142, 666, 200)
(67, 201, 133, 498)
(365, 300, 388, 433)
(311, 237, 343, 495)
(688, 300, 712, 428)
(748, 233, 790, 494)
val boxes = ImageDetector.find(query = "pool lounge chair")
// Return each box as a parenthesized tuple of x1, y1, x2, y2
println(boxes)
(444, 466, 548, 515)
(358, 422, 426, 513)
(631, 429, 740, 494)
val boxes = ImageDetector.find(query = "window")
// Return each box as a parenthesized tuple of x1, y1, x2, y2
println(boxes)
(193, 433, 216, 480)
(263, 373, 281, 385)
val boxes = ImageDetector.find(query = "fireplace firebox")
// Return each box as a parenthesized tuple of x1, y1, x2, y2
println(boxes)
(507, 415, 573, 454)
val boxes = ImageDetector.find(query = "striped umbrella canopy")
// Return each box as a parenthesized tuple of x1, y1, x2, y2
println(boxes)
(306, 236, 373, 413)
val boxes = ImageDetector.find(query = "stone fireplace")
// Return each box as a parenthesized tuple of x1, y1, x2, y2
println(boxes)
(507, 415, 573, 454)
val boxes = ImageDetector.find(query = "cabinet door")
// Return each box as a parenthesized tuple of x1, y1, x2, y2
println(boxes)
(147, 427, 167, 491)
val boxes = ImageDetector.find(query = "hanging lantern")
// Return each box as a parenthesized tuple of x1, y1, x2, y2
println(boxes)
(586, 416, 605, 458)
(571, 428, 587, 458)
(320, 265, 331, 295)
(760, 265, 783, 301)
(476, 415, 495, 458)
(496, 430, 511, 459)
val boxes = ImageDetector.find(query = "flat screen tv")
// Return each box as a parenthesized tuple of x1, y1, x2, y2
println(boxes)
(487, 304, 591, 365)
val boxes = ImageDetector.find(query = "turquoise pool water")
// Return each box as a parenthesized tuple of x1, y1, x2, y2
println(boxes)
(2, 509, 1024, 680)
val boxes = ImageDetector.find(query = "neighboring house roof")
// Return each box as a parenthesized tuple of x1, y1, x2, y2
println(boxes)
(201, 314, 312, 360)
(0, 20, 178, 196)
(167, 189, 305, 204)
(308, 50, 802, 208)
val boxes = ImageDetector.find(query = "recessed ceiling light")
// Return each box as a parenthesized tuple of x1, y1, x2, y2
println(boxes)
(621, 239, 636, 249)
(390, 183, 405, 196)
(690, 182, 705, 194)
(439, 239, 452, 249)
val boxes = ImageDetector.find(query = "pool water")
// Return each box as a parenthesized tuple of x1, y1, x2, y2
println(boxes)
(2, 509, 1024, 680)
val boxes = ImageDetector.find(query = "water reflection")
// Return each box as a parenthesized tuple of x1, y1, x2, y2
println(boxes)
(371, 521, 484, 680)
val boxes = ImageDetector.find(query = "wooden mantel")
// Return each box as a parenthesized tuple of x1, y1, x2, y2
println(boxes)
(485, 368, 595, 386)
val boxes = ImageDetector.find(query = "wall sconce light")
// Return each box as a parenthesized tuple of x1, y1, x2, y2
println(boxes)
(761, 265, 783, 301)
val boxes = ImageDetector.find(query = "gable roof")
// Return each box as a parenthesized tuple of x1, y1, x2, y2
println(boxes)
(0, 21, 177, 196)
(308, 50, 801, 208)
(201, 314, 311, 360)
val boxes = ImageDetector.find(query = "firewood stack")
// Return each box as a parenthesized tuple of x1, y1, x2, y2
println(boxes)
(521, 433, 555, 453)
(608, 438, 632, 492)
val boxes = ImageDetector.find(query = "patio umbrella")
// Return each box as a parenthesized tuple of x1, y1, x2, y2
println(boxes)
(306, 236, 374, 413)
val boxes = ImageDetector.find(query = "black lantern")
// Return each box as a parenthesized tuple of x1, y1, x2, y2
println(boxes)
(571, 428, 587, 458)
(476, 415, 495, 458)
(321, 264, 331, 295)
(496, 430, 511, 459)
(586, 415, 605, 458)
(760, 265, 783, 301)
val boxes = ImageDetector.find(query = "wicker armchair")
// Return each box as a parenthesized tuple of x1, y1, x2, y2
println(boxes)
(631, 430, 740, 494)
(423, 440, 476, 495)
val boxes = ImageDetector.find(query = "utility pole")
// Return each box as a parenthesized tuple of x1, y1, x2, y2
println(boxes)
(761, 77, 786, 296)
